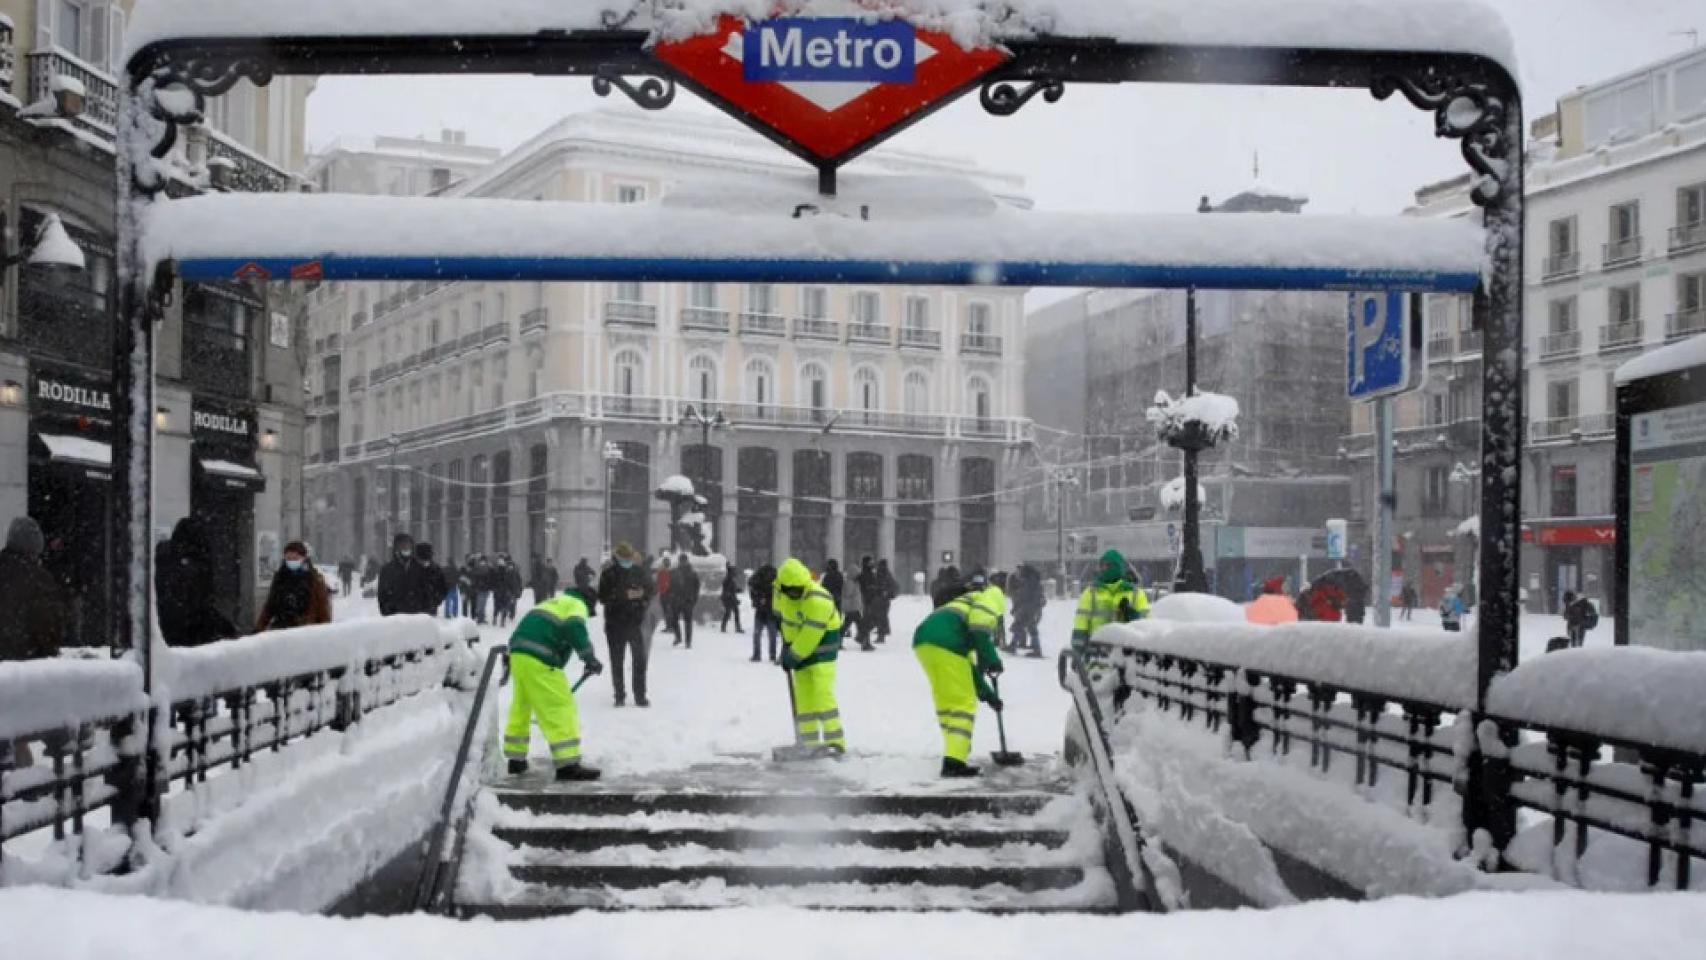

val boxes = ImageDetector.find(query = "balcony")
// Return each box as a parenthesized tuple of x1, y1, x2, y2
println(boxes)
(348, 375, 366, 394)
(0, 18, 12, 96)
(203, 130, 291, 193)
(740, 313, 787, 337)
(1542, 251, 1580, 280)
(960, 334, 1003, 355)
(350, 310, 368, 328)
(1669, 222, 1706, 255)
(1538, 329, 1581, 360)
(324, 389, 341, 409)
(848, 323, 891, 345)
(325, 332, 342, 354)
(795, 317, 840, 341)
(680, 306, 730, 333)
(1598, 320, 1644, 353)
(16, 278, 111, 363)
(481, 322, 510, 347)
(1602, 236, 1643, 269)
(182, 319, 251, 400)
(26, 48, 119, 131)
(601, 394, 664, 420)
(1667, 309, 1706, 342)
(605, 300, 658, 327)
(959, 417, 1008, 440)
(1457, 329, 1483, 354)
(1532, 413, 1615, 442)
(1428, 334, 1453, 361)
(343, 444, 362, 461)
(457, 331, 482, 352)
(899, 327, 942, 349)
(520, 308, 549, 337)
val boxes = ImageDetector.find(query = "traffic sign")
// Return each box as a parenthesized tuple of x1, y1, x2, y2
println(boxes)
(654, 14, 1009, 166)
(1325, 518, 1347, 560)
(1346, 291, 1424, 401)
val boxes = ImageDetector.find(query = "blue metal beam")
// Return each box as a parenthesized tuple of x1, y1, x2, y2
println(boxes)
(179, 255, 1483, 293)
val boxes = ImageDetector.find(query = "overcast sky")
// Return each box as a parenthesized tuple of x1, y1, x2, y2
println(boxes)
(306, 0, 1699, 216)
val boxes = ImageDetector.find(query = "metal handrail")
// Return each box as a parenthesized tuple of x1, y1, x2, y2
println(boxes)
(1064, 653, 1170, 912)
(413, 643, 508, 914)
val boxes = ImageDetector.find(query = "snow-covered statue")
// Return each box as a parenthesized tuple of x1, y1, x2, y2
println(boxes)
(654, 475, 711, 556)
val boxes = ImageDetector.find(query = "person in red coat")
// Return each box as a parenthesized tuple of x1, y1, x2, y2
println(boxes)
(1246, 577, 1299, 625)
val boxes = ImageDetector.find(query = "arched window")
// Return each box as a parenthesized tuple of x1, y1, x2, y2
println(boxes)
(800, 362, 829, 419)
(745, 357, 774, 418)
(689, 354, 719, 402)
(904, 370, 930, 416)
(614, 349, 645, 398)
(967, 375, 993, 422)
(853, 366, 881, 414)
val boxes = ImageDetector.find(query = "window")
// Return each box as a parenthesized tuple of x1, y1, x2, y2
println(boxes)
(617, 184, 646, 204)
(473, 300, 485, 329)
(744, 357, 773, 409)
(1548, 378, 1578, 420)
(428, 314, 441, 345)
(801, 287, 829, 320)
(614, 280, 644, 303)
(1427, 391, 1446, 426)
(1609, 201, 1641, 255)
(449, 308, 460, 337)
(1609, 285, 1640, 325)
(967, 376, 993, 420)
(1680, 272, 1705, 313)
(904, 370, 930, 414)
(1424, 466, 1450, 516)
(1549, 297, 1577, 334)
(801, 362, 829, 414)
(494, 292, 507, 325)
(1681, 183, 1706, 228)
(966, 302, 992, 336)
(904, 296, 930, 331)
(689, 283, 719, 309)
(614, 349, 644, 396)
(1550, 465, 1578, 518)
(1548, 217, 1576, 257)
(430, 168, 452, 192)
(854, 367, 880, 412)
(1427, 297, 1451, 335)
(747, 284, 775, 315)
(852, 291, 881, 326)
(689, 354, 719, 401)
(490, 357, 506, 408)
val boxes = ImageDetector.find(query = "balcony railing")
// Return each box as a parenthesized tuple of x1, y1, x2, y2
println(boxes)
(1538, 329, 1581, 360)
(520, 308, 549, 336)
(899, 327, 942, 349)
(0, 17, 14, 96)
(681, 306, 731, 333)
(325, 332, 342, 353)
(481, 322, 510, 347)
(740, 313, 787, 337)
(204, 130, 291, 193)
(848, 323, 891, 345)
(601, 394, 664, 420)
(1670, 222, 1706, 254)
(1428, 334, 1453, 361)
(605, 300, 659, 327)
(1457, 329, 1483, 354)
(1542, 251, 1579, 279)
(26, 49, 119, 131)
(347, 375, 365, 393)
(16, 279, 111, 363)
(959, 416, 1008, 440)
(795, 317, 840, 341)
(1532, 413, 1615, 442)
(960, 334, 1003, 355)
(1602, 236, 1643, 269)
(350, 310, 368, 328)
(182, 319, 251, 400)
(1598, 320, 1644, 353)
(457, 331, 482, 352)
(1667, 309, 1706, 342)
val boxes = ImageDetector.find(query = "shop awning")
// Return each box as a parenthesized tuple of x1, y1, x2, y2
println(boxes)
(196, 457, 267, 494)
(35, 432, 113, 479)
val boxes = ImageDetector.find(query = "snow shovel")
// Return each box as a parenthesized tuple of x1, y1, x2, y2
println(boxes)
(771, 665, 825, 763)
(989, 675, 1024, 767)
(572, 665, 600, 693)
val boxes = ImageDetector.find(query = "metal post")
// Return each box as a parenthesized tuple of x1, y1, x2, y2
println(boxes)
(1374, 397, 1395, 627)
(1176, 287, 1210, 594)
(385, 436, 400, 547)
(1055, 474, 1066, 599)
(603, 440, 621, 556)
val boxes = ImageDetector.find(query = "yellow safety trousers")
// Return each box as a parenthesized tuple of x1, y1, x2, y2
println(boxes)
(792, 661, 844, 749)
(916, 643, 977, 762)
(503, 654, 582, 769)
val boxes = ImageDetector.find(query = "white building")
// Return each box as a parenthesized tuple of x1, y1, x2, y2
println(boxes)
(301, 111, 1033, 585)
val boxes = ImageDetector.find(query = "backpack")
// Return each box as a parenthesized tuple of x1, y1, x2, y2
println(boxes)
(1579, 600, 1599, 631)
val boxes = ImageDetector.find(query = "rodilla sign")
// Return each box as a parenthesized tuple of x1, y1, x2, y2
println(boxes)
(744, 19, 916, 83)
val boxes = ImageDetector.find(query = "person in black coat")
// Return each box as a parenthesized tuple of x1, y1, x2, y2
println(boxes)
(872, 559, 898, 643)
(821, 558, 845, 612)
(416, 543, 450, 614)
(1563, 591, 1599, 648)
(0, 517, 69, 662)
(597, 543, 656, 707)
(720, 563, 743, 633)
(669, 554, 701, 649)
(378, 532, 430, 617)
(156, 516, 241, 646)
(748, 563, 779, 663)
(573, 557, 596, 592)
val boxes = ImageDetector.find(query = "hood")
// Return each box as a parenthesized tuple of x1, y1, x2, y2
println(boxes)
(777, 558, 813, 590)
(1098, 549, 1128, 585)
(6, 516, 44, 558)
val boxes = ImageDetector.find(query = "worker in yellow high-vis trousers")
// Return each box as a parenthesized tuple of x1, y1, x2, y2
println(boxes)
(504, 585, 604, 781)
(774, 558, 846, 755)
(913, 571, 1006, 777)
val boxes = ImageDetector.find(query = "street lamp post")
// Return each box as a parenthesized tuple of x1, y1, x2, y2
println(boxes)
(1175, 285, 1212, 594)
(602, 440, 622, 557)
(679, 404, 730, 549)
(1051, 467, 1079, 598)
(384, 435, 401, 549)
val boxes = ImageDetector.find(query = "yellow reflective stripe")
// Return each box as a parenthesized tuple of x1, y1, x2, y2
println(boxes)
(969, 602, 998, 618)
(801, 618, 829, 629)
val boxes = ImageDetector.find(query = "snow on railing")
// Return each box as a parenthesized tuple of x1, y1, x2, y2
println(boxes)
(0, 617, 478, 887)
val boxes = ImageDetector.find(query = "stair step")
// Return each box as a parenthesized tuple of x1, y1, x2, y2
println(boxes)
(509, 863, 1086, 890)
(494, 791, 1058, 819)
(460, 901, 1124, 919)
(492, 826, 1075, 852)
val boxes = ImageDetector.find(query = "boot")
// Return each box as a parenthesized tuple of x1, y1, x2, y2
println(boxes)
(507, 759, 529, 776)
(614, 694, 626, 707)
(636, 696, 651, 708)
(556, 763, 602, 782)
(941, 757, 981, 778)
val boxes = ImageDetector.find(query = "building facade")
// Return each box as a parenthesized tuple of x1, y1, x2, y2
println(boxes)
(1020, 188, 1353, 596)
(301, 112, 1033, 589)
(1, 2, 313, 641)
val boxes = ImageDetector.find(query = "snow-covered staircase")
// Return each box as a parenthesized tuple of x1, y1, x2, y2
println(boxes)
(454, 763, 1116, 915)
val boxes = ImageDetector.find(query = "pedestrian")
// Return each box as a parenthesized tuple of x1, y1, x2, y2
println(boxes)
(1400, 581, 1418, 621)
(255, 540, 334, 631)
(338, 557, 355, 597)
(597, 543, 654, 707)
(775, 558, 846, 755)
(656, 557, 676, 639)
(573, 557, 596, 592)
(844, 568, 869, 651)
(1245, 576, 1299, 625)
(749, 563, 780, 663)
(503, 583, 604, 781)
(1341, 568, 1370, 625)
(820, 558, 845, 612)
(378, 533, 428, 616)
(670, 553, 700, 648)
(536, 555, 561, 603)
(1011, 564, 1046, 657)
(913, 575, 1006, 778)
(855, 556, 878, 616)
(417, 543, 450, 615)
(873, 559, 898, 642)
(720, 563, 744, 633)
(1, 516, 69, 662)
(1563, 590, 1599, 648)
(1439, 586, 1467, 632)
(442, 557, 462, 618)
(458, 557, 478, 622)
(930, 565, 964, 608)
(156, 516, 241, 646)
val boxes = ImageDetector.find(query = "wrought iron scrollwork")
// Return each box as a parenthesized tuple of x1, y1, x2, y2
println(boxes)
(979, 78, 1064, 117)
(1371, 74, 1512, 208)
(128, 53, 279, 197)
(592, 70, 677, 110)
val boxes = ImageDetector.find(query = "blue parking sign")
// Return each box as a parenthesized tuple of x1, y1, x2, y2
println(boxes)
(1346, 291, 1421, 400)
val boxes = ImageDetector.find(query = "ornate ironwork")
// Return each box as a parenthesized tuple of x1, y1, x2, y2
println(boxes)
(127, 53, 279, 196)
(1371, 74, 1512, 208)
(980, 78, 1064, 117)
(592, 70, 677, 110)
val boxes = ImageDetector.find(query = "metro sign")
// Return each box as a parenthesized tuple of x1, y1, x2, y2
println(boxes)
(654, 14, 1009, 166)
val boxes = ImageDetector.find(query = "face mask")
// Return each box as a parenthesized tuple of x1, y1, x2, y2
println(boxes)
(285, 558, 304, 572)
(398, 548, 413, 559)
(617, 560, 633, 569)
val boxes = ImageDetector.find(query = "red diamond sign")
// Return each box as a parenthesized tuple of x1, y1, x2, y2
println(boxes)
(654, 14, 1009, 166)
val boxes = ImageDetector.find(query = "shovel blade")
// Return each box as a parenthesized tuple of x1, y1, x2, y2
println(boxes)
(771, 745, 822, 763)
(991, 751, 1025, 767)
